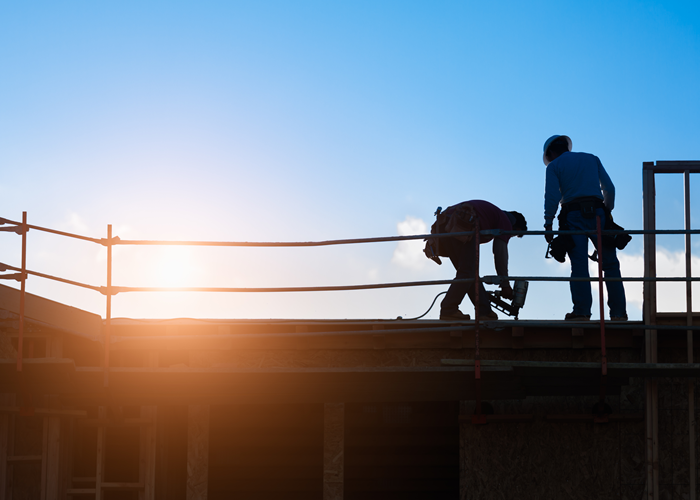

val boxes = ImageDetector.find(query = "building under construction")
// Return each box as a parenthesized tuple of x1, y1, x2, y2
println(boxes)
(1, 161, 699, 500)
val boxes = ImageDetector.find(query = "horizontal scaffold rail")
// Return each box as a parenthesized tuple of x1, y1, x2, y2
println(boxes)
(4, 215, 700, 247)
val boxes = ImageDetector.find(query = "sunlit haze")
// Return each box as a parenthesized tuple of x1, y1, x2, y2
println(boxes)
(1, 1, 699, 320)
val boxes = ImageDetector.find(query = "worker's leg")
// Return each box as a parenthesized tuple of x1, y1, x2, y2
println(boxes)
(594, 211, 627, 318)
(566, 211, 593, 316)
(441, 238, 490, 315)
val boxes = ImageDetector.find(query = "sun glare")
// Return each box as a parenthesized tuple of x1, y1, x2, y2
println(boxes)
(151, 246, 196, 288)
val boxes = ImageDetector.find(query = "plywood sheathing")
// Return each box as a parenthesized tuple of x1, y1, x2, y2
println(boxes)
(323, 403, 344, 500)
(461, 416, 621, 500)
(656, 347, 700, 495)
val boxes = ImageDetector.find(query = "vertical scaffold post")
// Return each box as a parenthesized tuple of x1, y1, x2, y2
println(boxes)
(643, 163, 659, 500)
(104, 224, 112, 388)
(472, 222, 486, 424)
(684, 170, 696, 500)
(595, 215, 608, 422)
(17, 211, 27, 372)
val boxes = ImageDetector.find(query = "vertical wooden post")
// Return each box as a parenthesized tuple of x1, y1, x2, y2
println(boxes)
(323, 403, 344, 500)
(685, 170, 697, 499)
(45, 335, 63, 500)
(643, 163, 659, 500)
(0, 406, 8, 499)
(140, 352, 158, 500)
(40, 415, 49, 499)
(104, 224, 112, 387)
(95, 406, 106, 500)
(186, 405, 209, 500)
(17, 212, 27, 372)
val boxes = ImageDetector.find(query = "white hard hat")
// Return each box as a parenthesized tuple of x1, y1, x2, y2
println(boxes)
(543, 135, 572, 166)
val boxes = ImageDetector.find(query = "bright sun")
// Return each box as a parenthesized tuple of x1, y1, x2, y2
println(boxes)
(151, 246, 196, 288)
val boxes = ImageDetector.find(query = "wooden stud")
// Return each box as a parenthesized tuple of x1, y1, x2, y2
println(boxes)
(186, 405, 209, 500)
(7, 404, 15, 500)
(95, 406, 106, 500)
(643, 164, 658, 500)
(45, 333, 64, 500)
(323, 402, 344, 500)
(0, 408, 7, 499)
(140, 351, 158, 500)
(684, 170, 696, 500)
(40, 416, 48, 499)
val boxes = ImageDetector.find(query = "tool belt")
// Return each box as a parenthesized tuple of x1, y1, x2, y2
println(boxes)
(560, 196, 606, 220)
(548, 197, 631, 263)
(423, 202, 478, 265)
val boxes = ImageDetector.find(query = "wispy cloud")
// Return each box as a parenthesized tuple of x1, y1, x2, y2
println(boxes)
(392, 216, 428, 271)
(64, 212, 89, 233)
(616, 248, 700, 313)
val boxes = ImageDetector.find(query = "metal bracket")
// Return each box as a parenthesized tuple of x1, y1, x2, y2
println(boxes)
(99, 236, 121, 246)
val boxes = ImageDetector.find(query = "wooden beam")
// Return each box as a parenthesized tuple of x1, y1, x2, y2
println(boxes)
(323, 403, 344, 500)
(645, 160, 700, 173)
(186, 405, 209, 500)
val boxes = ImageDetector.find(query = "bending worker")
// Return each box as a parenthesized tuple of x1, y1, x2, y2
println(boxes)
(437, 200, 527, 321)
(543, 135, 627, 321)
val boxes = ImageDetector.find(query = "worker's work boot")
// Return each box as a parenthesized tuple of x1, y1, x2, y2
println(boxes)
(440, 309, 471, 321)
(565, 312, 591, 321)
(479, 309, 498, 320)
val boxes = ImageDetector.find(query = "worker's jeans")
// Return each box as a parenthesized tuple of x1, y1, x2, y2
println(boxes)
(566, 209, 627, 318)
(440, 238, 492, 315)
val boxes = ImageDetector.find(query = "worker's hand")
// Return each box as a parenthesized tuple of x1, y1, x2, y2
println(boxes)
(500, 281, 514, 300)
(544, 225, 554, 243)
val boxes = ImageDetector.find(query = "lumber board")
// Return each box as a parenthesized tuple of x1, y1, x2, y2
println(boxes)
(187, 404, 209, 500)
(323, 402, 344, 497)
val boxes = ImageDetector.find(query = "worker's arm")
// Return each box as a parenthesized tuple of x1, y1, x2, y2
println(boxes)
(544, 164, 561, 227)
(597, 156, 615, 211)
(493, 239, 513, 299)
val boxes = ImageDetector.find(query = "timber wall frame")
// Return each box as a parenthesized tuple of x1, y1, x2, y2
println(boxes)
(642, 161, 700, 500)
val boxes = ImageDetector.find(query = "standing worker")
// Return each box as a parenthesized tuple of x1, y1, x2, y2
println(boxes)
(430, 200, 527, 321)
(543, 135, 627, 321)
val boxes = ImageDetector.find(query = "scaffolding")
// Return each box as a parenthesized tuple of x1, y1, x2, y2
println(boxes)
(0, 160, 699, 499)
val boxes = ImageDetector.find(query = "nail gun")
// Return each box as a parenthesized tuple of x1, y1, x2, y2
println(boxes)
(485, 280, 528, 319)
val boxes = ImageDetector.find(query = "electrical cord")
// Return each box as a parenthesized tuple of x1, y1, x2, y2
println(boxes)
(395, 291, 447, 321)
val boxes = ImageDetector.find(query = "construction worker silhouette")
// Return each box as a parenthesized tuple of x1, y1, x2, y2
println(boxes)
(542, 135, 627, 321)
(430, 200, 526, 321)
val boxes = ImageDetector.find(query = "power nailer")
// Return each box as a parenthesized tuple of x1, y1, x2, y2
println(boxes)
(484, 280, 529, 319)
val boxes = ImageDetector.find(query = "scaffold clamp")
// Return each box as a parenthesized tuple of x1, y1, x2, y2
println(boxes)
(100, 235, 121, 246)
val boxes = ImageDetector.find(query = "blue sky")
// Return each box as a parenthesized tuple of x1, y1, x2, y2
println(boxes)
(1, 1, 699, 320)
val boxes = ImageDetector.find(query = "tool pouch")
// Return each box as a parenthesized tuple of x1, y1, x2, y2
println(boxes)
(579, 200, 597, 219)
(423, 202, 477, 265)
(548, 235, 575, 263)
(444, 203, 477, 242)
(605, 215, 632, 250)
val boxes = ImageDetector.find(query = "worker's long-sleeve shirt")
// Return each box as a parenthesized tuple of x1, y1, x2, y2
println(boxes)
(544, 151, 615, 227)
